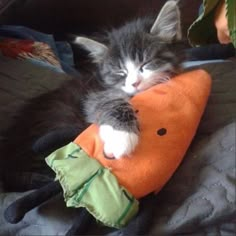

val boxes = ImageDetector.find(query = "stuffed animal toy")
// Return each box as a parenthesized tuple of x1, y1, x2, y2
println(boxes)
(4, 70, 211, 235)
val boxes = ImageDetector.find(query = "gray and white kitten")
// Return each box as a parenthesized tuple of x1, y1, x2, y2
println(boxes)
(77, 0, 183, 158)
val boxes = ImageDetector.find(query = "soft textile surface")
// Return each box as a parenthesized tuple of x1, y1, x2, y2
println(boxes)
(0, 25, 79, 75)
(0, 38, 62, 67)
(0, 55, 69, 133)
(0, 59, 235, 235)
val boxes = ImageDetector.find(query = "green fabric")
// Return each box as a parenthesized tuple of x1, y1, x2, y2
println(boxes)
(45, 142, 139, 229)
(188, 0, 236, 48)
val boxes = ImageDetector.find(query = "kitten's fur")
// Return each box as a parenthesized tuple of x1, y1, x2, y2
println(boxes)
(0, 1, 185, 182)
(80, 0, 183, 158)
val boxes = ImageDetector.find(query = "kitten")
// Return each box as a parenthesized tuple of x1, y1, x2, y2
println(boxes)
(78, 0, 183, 158)
(0, 0, 184, 182)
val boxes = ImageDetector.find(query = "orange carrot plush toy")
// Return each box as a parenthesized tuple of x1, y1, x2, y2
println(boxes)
(45, 69, 211, 228)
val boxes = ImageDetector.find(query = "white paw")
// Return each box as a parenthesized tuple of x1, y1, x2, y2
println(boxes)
(99, 125, 139, 159)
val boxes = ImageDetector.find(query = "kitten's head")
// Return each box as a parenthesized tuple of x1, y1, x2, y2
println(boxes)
(75, 0, 184, 95)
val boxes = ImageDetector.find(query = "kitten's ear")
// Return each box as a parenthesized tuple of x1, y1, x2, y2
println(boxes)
(150, 0, 182, 41)
(74, 37, 108, 63)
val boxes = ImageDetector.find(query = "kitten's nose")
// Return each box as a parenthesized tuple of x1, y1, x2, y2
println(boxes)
(132, 80, 141, 88)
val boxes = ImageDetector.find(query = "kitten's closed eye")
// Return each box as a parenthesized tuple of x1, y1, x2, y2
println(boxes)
(114, 71, 127, 78)
(139, 61, 153, 73)
(140, 59, 167, 72)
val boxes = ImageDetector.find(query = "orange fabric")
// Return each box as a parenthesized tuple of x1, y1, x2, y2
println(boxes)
(214, 0, 231, 44)
(74, 70, 211, 199)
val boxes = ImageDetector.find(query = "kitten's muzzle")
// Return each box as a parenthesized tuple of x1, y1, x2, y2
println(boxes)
(132, 80, 141, 88)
